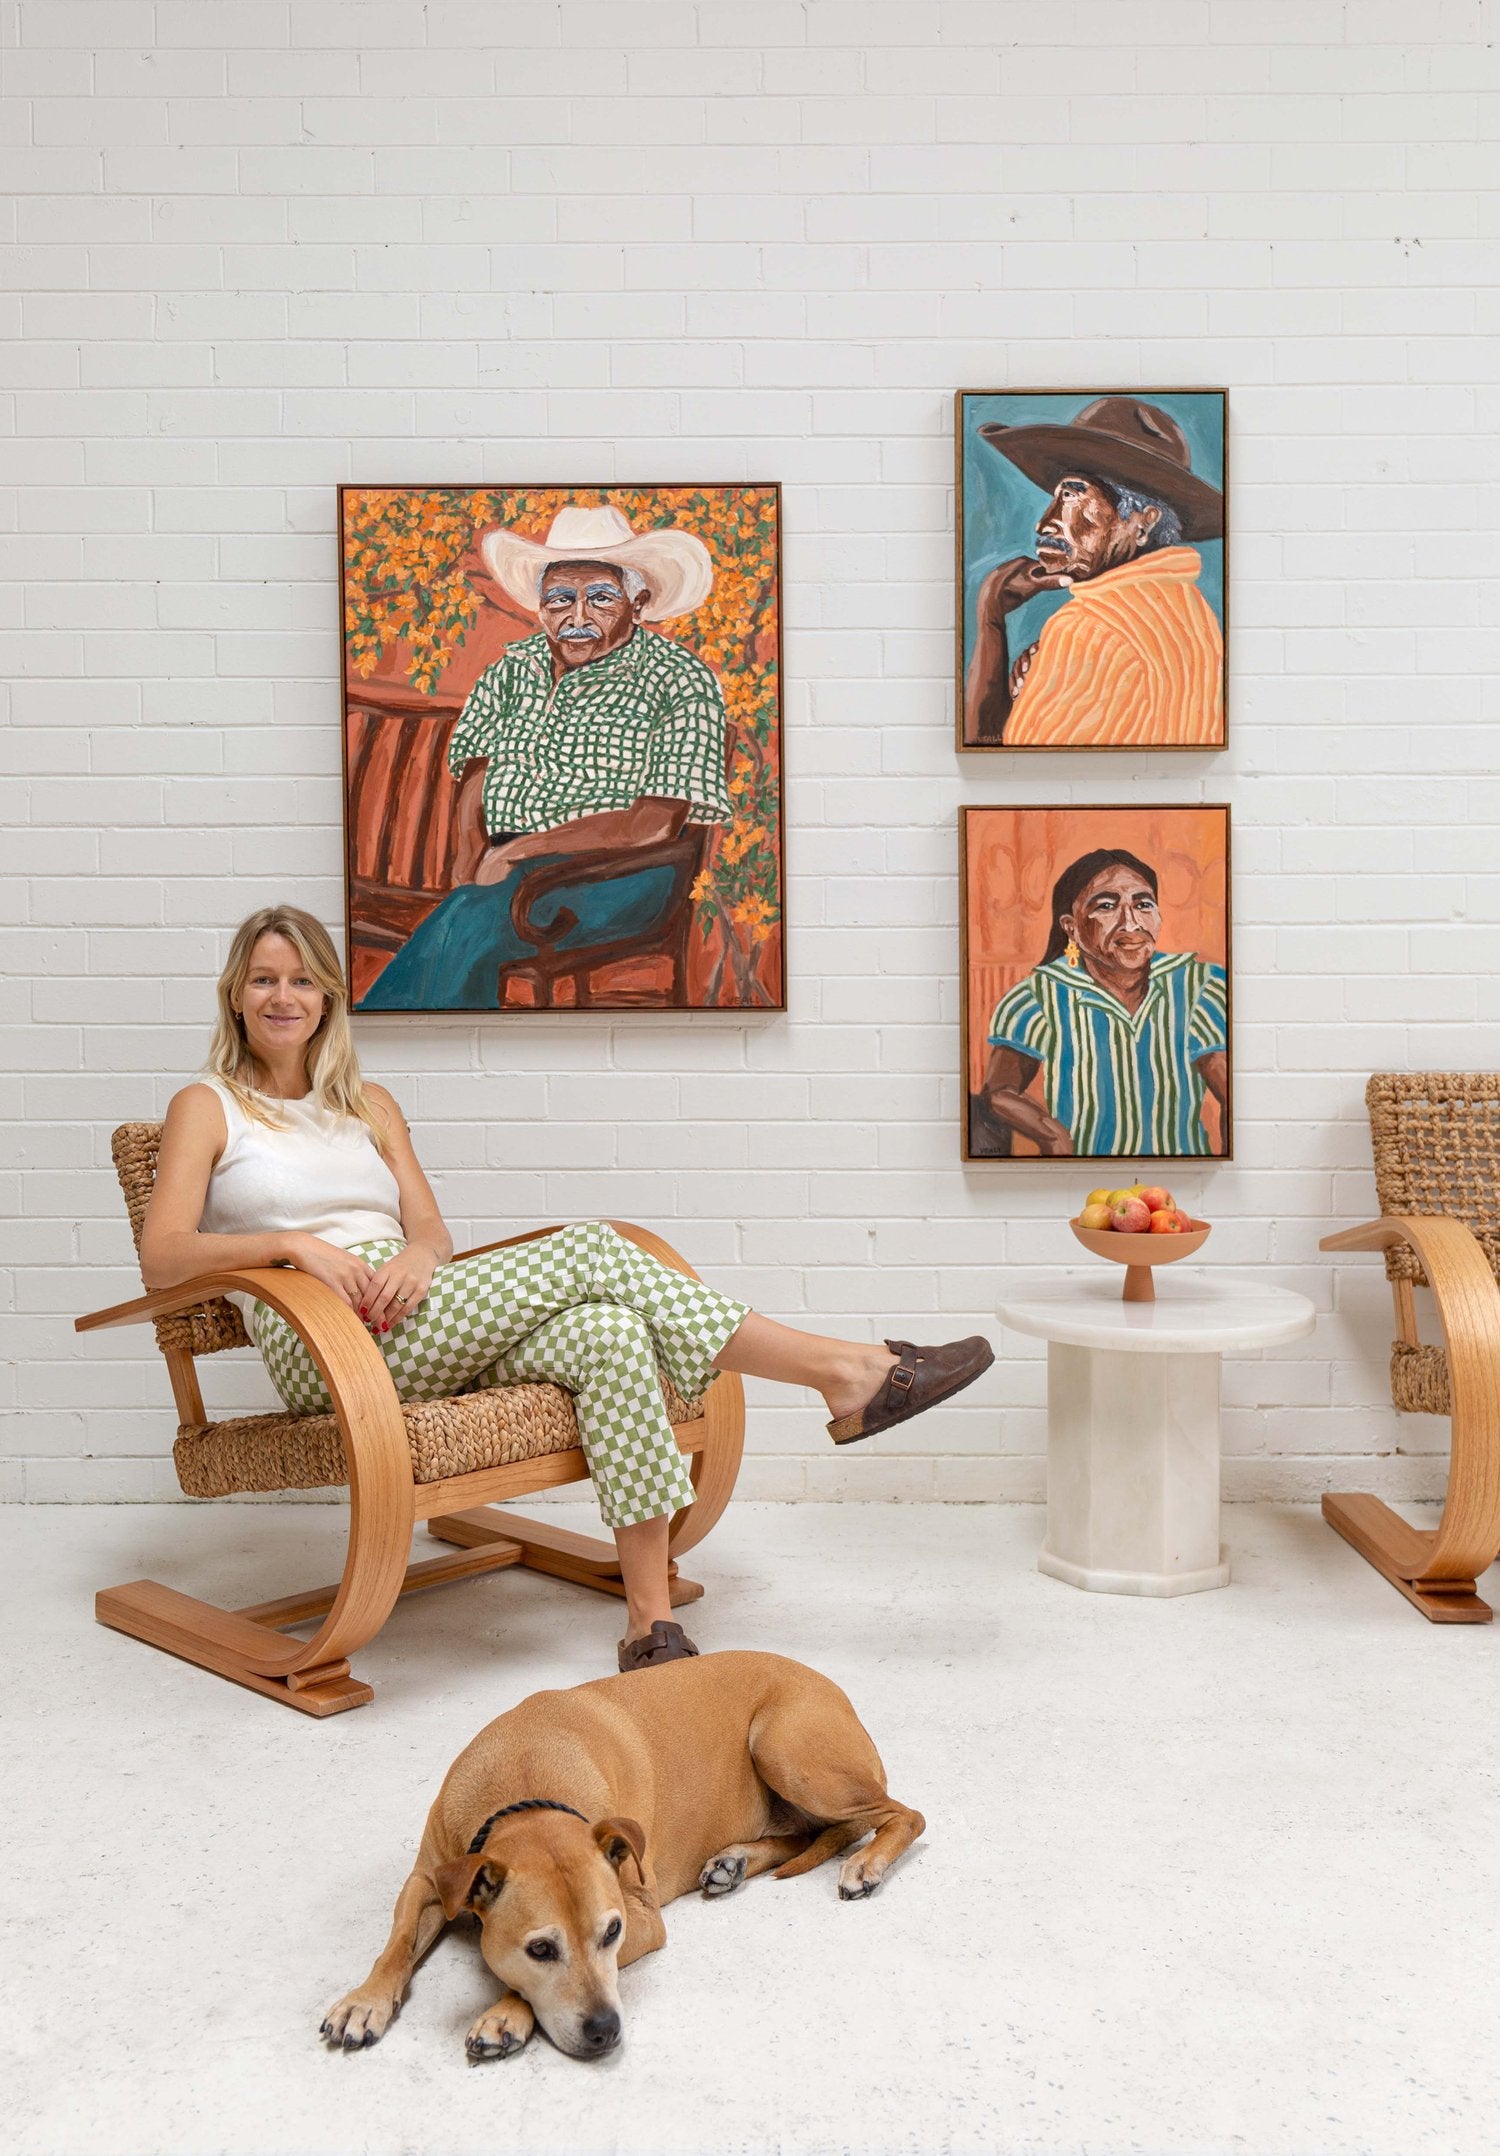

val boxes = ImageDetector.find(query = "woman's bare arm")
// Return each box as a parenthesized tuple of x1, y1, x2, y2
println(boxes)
(139, 1085, 376, 1310)
(366, 1084, 452, 1265)
(140, 1086, 296, 1288)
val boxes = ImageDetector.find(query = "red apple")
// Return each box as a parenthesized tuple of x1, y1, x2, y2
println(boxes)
(1137, 1185, 1173, 1214)
(1110, 1195, 1151, 1234)
(1173, 1209, 1194, 1232)
(1148, 1209, 1180, 1234)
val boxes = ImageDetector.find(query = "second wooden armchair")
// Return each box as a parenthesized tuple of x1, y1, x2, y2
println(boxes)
(1321, 1072, 1500, 1623)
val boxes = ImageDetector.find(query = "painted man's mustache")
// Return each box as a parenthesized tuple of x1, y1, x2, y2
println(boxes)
(1035, 531, 1074, 560)
(557, 624, 603, 642)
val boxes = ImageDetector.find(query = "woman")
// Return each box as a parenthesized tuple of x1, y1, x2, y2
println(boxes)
(979, 848, 1228, 1159)
(143, 907, 993, 1671)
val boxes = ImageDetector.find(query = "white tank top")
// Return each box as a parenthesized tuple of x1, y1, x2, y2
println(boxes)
(197, 1078, 405, 1341)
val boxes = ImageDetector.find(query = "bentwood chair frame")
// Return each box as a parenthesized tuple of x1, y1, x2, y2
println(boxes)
(76, 1123, 745, 1714)
(1320, 1072, 1500, 1624)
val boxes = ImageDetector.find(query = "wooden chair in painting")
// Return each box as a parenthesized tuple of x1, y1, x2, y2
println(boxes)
(494, 826, 708, 1010)
(345, 683, 714, 1011)
(1320, 1072, 1500, 1623)
(75, 1122, 746, 1716)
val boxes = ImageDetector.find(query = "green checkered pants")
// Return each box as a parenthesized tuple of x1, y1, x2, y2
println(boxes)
(252, 1222, 747, 1529)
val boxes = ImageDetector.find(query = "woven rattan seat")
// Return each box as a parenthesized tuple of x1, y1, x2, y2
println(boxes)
(1389, 1341, 1451, 1418)
(1317, 1072, 1500, 1623)
(78, 1119, 744, 1713)
(175, 1374, 702, 1500)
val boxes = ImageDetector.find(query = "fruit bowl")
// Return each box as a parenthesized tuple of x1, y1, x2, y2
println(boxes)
(1069, 1218, 1211, 1302)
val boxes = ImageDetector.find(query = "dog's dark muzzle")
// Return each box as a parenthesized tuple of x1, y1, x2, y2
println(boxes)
(579, 2008, 621, 2056)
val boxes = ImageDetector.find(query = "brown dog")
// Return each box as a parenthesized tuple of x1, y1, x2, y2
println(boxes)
(321, 1651, 924, 2062)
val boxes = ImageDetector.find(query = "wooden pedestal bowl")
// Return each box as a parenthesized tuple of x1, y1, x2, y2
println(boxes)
(1069, 1217, 1211, 1303)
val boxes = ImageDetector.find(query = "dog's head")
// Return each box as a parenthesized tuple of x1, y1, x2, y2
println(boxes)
(433, 1813, 646, 2059)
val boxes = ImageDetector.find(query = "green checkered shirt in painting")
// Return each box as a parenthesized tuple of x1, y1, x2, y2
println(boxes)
(987, 950, 1228, 1157)
(447, 629, 732, 839)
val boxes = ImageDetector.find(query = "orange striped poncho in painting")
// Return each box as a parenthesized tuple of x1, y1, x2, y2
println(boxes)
(1002, 546, 1224, 748)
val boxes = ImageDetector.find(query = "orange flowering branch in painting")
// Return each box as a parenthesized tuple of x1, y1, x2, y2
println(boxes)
(342, 485, 782, 1005)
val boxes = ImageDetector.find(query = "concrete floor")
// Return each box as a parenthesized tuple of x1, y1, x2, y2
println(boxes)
(3, 1500, 1498, 2156)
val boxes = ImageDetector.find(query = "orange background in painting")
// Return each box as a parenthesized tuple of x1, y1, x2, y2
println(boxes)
(965, 805, 1229, 1152)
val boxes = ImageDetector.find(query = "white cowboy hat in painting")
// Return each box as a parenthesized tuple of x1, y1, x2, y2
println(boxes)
(480, 503, 715, 622)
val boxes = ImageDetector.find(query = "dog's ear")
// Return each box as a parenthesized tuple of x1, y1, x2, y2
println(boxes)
(432, 1854, 507, 1921)
(593, 1816, 646, 1885)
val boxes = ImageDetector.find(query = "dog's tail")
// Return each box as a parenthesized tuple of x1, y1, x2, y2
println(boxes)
(773, 1820, 865, 1879)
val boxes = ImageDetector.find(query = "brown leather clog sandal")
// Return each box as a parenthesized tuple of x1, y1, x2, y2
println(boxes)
(617, 1619, 700, 1674)
(827, 1335, 995, 1446)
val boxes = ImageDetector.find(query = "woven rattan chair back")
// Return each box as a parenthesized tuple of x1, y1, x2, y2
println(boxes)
(111, 1122, 249, 1358)
(1366, 1074, 1500, 1289)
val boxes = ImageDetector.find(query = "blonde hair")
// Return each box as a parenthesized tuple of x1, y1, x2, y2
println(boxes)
(208, 907, 386, 1147)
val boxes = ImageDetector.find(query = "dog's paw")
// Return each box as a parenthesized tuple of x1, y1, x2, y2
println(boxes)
(465, 1995, 534, 2063)
(321, 1988, 400, 2050)
(699, 1849, 749, 1897)
(836, 1855, 883, 1901)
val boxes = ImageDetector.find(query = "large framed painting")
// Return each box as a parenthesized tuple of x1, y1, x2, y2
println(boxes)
(340, 483, 784, 1013)
(962, 804, 1232, 1162)
(956, 390, 1227, 750)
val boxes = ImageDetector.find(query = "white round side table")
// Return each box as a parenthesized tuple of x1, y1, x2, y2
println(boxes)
(997, 1271, 1317, 1598)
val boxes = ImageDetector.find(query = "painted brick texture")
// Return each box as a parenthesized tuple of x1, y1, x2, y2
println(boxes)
(4, 0, 1498, 1506)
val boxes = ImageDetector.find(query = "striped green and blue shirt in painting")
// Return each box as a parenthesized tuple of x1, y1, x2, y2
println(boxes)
(447, 628, 732, 840)
(987, 951, 1229, 1157)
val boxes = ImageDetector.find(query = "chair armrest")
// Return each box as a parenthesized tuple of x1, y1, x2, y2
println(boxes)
(509, 835, 700, 955)
(75, 1259, 323, 1328)
(1321, 1213, 1500, 1365)
(1321, 1215, 1434, 1256)
(75, 1268, 399, 1424)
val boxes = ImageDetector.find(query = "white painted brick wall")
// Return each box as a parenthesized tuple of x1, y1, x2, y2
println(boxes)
(4, 0, 1498, 1508)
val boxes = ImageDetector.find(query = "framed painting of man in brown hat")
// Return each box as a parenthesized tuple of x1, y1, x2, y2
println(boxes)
(339, 484, 783, 1014)
(956, 391, 1227, 751)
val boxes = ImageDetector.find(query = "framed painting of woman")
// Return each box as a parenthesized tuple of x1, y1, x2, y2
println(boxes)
(962, 805, 1232, 1162)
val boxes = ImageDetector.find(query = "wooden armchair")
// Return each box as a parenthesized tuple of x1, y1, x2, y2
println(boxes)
(76, 1123, 745, 1714)
(1320, 1073, 1500, 1623)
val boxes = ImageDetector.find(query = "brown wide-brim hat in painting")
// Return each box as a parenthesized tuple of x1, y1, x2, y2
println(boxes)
(978, 396, 1224, 542)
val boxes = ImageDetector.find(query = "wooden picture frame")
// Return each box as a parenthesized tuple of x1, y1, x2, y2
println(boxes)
(339, 483, 785, 1015)
(961, 804, 1233, 1163)
(955, 389, 1228, 753)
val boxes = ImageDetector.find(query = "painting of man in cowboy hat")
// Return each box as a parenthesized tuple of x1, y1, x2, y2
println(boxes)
(340, 486, 783, 1013)
(957, 391, 1226, 750)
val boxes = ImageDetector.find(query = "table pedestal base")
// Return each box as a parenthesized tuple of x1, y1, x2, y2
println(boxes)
(1039, 1342, 1231, 1598)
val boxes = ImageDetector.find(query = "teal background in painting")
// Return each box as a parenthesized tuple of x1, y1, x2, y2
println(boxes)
(960, 391, 1225, 676)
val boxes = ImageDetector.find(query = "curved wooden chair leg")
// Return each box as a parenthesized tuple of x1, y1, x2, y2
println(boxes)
(1321, 1215, 1500, 1622)
(667, 1369, 745, 1562)
(87, 1268, 416, 1711)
